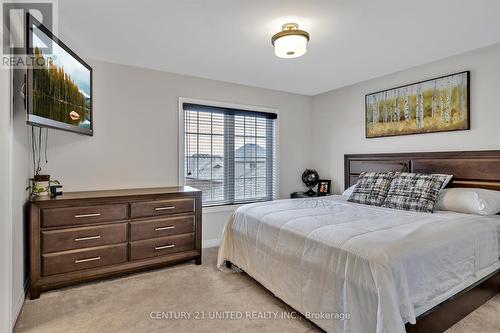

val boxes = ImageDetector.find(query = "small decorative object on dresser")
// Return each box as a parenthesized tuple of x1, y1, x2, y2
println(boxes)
(29, 186, 202, 299)
(49, 183, 63, 197)
(30, 174, 51, 196)
(317, 179, 331, 196)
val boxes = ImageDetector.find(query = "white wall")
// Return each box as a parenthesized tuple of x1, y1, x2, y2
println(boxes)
(3, 5, 32, 330)
(42, 60, 313, 245)
(11, 67, 30, 325)
(311, 43, 500, 194)
(0, 64, 14, 333)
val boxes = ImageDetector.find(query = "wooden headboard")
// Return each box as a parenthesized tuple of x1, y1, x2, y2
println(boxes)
(344, 150, 500, 191)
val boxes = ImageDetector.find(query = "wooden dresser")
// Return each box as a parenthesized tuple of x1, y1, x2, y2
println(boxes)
(29, 186, 202, 299)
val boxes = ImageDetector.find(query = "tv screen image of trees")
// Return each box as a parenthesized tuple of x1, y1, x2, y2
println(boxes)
(32, 25, 91, 129)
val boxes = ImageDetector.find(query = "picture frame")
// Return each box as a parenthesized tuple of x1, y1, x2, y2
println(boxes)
(365, 71, 470, 138)
(317, 179, 331, 196)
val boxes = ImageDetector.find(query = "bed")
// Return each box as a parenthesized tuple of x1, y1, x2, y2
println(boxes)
(217, 150, 500, 333)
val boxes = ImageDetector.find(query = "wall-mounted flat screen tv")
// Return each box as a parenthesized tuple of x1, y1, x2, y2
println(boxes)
(26, 13, 93, 135)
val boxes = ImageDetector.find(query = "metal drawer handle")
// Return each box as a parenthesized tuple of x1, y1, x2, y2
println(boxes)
(75, 235, 101, 242)
(155, 226, 175, 231)
(155, 244, 175, 251)
(75, 213, 101, 218)
(154, 206, 175, 211)
(75, 256, 101, 264)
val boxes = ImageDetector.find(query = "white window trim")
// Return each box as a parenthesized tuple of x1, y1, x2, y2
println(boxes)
(177, 97, 280, 205)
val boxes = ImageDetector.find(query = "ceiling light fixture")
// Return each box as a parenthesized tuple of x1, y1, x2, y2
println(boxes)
(271, 23, 310, 59)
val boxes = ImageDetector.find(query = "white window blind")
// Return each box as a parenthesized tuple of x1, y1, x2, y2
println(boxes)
(183, 103, 277, 206)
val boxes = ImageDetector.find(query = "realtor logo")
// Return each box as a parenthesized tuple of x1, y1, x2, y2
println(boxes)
(2, 1, 57, 55)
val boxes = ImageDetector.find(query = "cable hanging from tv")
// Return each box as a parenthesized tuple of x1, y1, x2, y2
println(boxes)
(31, 126, 48, 176)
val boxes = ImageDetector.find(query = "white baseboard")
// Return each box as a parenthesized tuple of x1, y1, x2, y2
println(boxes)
(203, 238, 221, 248)
(12, 289, 24, 329)
(12, 278, 29, 329)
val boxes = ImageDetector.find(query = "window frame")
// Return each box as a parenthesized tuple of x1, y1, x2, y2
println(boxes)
(178, 97, 279, 208)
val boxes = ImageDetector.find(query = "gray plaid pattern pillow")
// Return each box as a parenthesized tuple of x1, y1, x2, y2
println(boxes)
(382, 173, 449, 213)
(348, 172, 395, 206)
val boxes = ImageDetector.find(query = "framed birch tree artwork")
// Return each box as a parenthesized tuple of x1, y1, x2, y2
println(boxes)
(365, 71, 470, 138)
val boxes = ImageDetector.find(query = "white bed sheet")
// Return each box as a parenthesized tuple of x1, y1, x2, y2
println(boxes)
(217, 195, 500, 333)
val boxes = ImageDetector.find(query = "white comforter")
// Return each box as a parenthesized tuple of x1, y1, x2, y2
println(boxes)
(217, 196, 500, 333)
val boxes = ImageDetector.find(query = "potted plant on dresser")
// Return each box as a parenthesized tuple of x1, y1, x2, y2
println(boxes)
(29, 174, 60, 197)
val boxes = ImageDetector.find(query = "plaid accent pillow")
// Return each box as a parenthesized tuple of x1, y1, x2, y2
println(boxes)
(382, 173, 449, 213)
(348, 172, 395, 206)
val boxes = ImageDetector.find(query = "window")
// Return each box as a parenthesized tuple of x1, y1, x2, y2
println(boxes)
(182, 103, 277, 206)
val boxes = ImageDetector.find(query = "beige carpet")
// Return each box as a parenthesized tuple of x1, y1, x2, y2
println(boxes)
(15, 247, 500, 333)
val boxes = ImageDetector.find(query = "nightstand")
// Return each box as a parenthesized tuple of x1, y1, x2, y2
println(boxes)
(290, 192, 332, 199)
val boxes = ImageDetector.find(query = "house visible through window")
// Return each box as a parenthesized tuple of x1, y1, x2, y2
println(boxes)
(183, 103, 277, 206)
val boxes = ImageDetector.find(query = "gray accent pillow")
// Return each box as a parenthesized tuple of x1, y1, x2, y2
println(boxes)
(348, 172, 396, 206)
(382, 172, 449, 213)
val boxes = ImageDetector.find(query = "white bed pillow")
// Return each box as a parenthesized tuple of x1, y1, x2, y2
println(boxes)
(436, 188, 500, 216)
(342, 184, 357, 197)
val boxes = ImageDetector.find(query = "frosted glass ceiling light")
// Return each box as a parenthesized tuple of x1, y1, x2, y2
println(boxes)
(271, 23, 310, 59)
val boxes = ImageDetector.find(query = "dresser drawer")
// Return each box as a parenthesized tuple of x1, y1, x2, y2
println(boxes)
(42, 204, 128, 228)
(42, 244, 127, 276)
(130, 198, 194, 218)
(42, 223, 127, 254)
(130, 233, 194, 261)
(130, 216, 194, 241)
